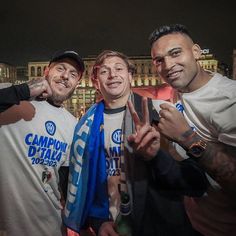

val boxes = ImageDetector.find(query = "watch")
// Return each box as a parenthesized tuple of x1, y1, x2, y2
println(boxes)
(187, 139, 207, 158)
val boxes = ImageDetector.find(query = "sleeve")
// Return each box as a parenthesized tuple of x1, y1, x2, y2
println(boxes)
(149, 149, 208, 197)
(0, 83, 30, 112)
(211, 96, 236, 147)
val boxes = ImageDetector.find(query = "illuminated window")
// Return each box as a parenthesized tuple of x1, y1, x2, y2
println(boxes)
(37, 67, 42, 76)
(31, 67, 35, 76)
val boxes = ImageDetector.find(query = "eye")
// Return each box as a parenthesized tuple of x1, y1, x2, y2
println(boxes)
(153, 57, 163, 66)
(100, 69, 109, 75)
(70, 72, 78, 79)
(56, 65, 64, 72)
(170, 49, 181, 57)
(115, 67, 124, 71)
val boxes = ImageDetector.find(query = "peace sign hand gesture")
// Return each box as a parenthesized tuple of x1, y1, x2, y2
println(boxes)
(127, 97, 160, 161)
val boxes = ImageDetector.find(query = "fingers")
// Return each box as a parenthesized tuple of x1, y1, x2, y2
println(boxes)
(160, 102, 175, 110)
(43, 80, 52, 97)
(127, 125, 160, 160)
(128, 125, 159, 149)
(127, 133, 136, 144)
(159, 103, 177, 120)
(159, 109, 172, 120)
(98, 221, 118, 236)
(157, 102, 193, 142)
(137, 126, 160, 150)
(41, 91, 50, 99)
(127, 97, 160, 159)
(127, 100, 141, 130)
(27, 77, 52, 99)
(127, 97, 150, 131)
(142, 97, 149, 124)
(132, 124, 152, 144)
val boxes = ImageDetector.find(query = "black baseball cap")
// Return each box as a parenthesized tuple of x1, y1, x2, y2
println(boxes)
(49, 50, 85, 73)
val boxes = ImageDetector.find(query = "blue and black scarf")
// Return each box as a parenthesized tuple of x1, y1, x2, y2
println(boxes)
(63, 101, 109, 232)
(63, 94, 157, 232)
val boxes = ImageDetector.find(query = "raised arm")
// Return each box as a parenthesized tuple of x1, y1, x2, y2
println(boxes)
(0, 77, 52, 112)
(158, 103, 236, 197)
(128, 97, 208, 196)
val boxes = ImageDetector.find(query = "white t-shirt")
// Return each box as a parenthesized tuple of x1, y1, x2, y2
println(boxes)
(179, 72, 236, 146)
(179, 73, 236, 236)
(0, 100, 77, 236)
(153, 73, 236, 147)
(104, 108, 125, 221)
(154, 73, 236, 236)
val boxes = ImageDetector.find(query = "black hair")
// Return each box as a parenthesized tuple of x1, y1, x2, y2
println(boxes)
(149, 24, 192, 46)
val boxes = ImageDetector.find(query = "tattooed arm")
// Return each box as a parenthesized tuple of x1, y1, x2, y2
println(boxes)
(180, 131, 236, 197)
(158, 103, 236, 197)
(0, 78, 52, 112)
(27, 77, 52, 99)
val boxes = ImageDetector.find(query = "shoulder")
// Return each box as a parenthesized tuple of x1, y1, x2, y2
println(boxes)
(61, 107, 77, 122)
(211, 73, 236, 97)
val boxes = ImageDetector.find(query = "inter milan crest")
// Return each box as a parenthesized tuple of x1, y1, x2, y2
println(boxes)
(112, 129, 122, 144)
(45, 121, 56, 136)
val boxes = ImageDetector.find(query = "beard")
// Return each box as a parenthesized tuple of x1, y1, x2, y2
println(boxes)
(48, 88, 75, 106)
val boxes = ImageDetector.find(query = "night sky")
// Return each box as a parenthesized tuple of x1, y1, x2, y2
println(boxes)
(1, 0, 235, 68)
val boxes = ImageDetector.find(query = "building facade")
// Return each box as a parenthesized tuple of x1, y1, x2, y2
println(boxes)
(1, 50, 220, 118)
(233, 49, 236, 80)
(198, 49, 218, 72)
(27, 56, 162, 118)
(0, 63, 17, 84)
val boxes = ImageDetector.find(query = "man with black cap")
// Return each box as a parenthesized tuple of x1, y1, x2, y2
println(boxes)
(0, 50, 84, 236)
(0, 50, 84, 112)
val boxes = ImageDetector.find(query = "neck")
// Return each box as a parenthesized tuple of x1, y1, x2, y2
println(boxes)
(47, 99, 62, 108)
(179, 66, 212, 93)
(104, 93, 130, 109)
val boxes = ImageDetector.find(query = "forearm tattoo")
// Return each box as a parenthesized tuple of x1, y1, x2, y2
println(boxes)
(200, 143, 236, 195)
(178, 128, 199, 148)
(28, 78, 44, 91)
(179, 130, 236, 196)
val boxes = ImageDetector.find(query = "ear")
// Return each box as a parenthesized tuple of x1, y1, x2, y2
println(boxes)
(128, 72, 132, 84)
(76, 73, 83, 88)
(192, 44, 202, 60)
(44, 66, 50, 77)
(92, 78, 100, 91)
(75, 80, 80, 89)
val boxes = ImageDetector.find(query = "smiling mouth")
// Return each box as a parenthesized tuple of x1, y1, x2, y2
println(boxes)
(107, 82, 121, 87)
(167, 70, 182, 80)
(57, 82, 68, 88)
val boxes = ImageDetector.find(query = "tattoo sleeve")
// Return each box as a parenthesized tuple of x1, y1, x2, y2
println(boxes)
(199, 142, 236, 196)
(179, 130, 236, 197)
(27, 78, 44, 91)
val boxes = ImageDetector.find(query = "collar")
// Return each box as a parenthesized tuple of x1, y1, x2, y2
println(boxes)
(104, 106, 126, 114)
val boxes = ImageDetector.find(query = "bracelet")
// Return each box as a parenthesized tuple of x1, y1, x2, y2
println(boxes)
(178, 128, 195, 142)
(178, 130, 199, 150)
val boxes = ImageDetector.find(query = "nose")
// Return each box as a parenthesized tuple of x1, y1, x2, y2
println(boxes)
(109, 68, 117, 78)
(164, 56, 174, 70)
(61, 70, 69, 80)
